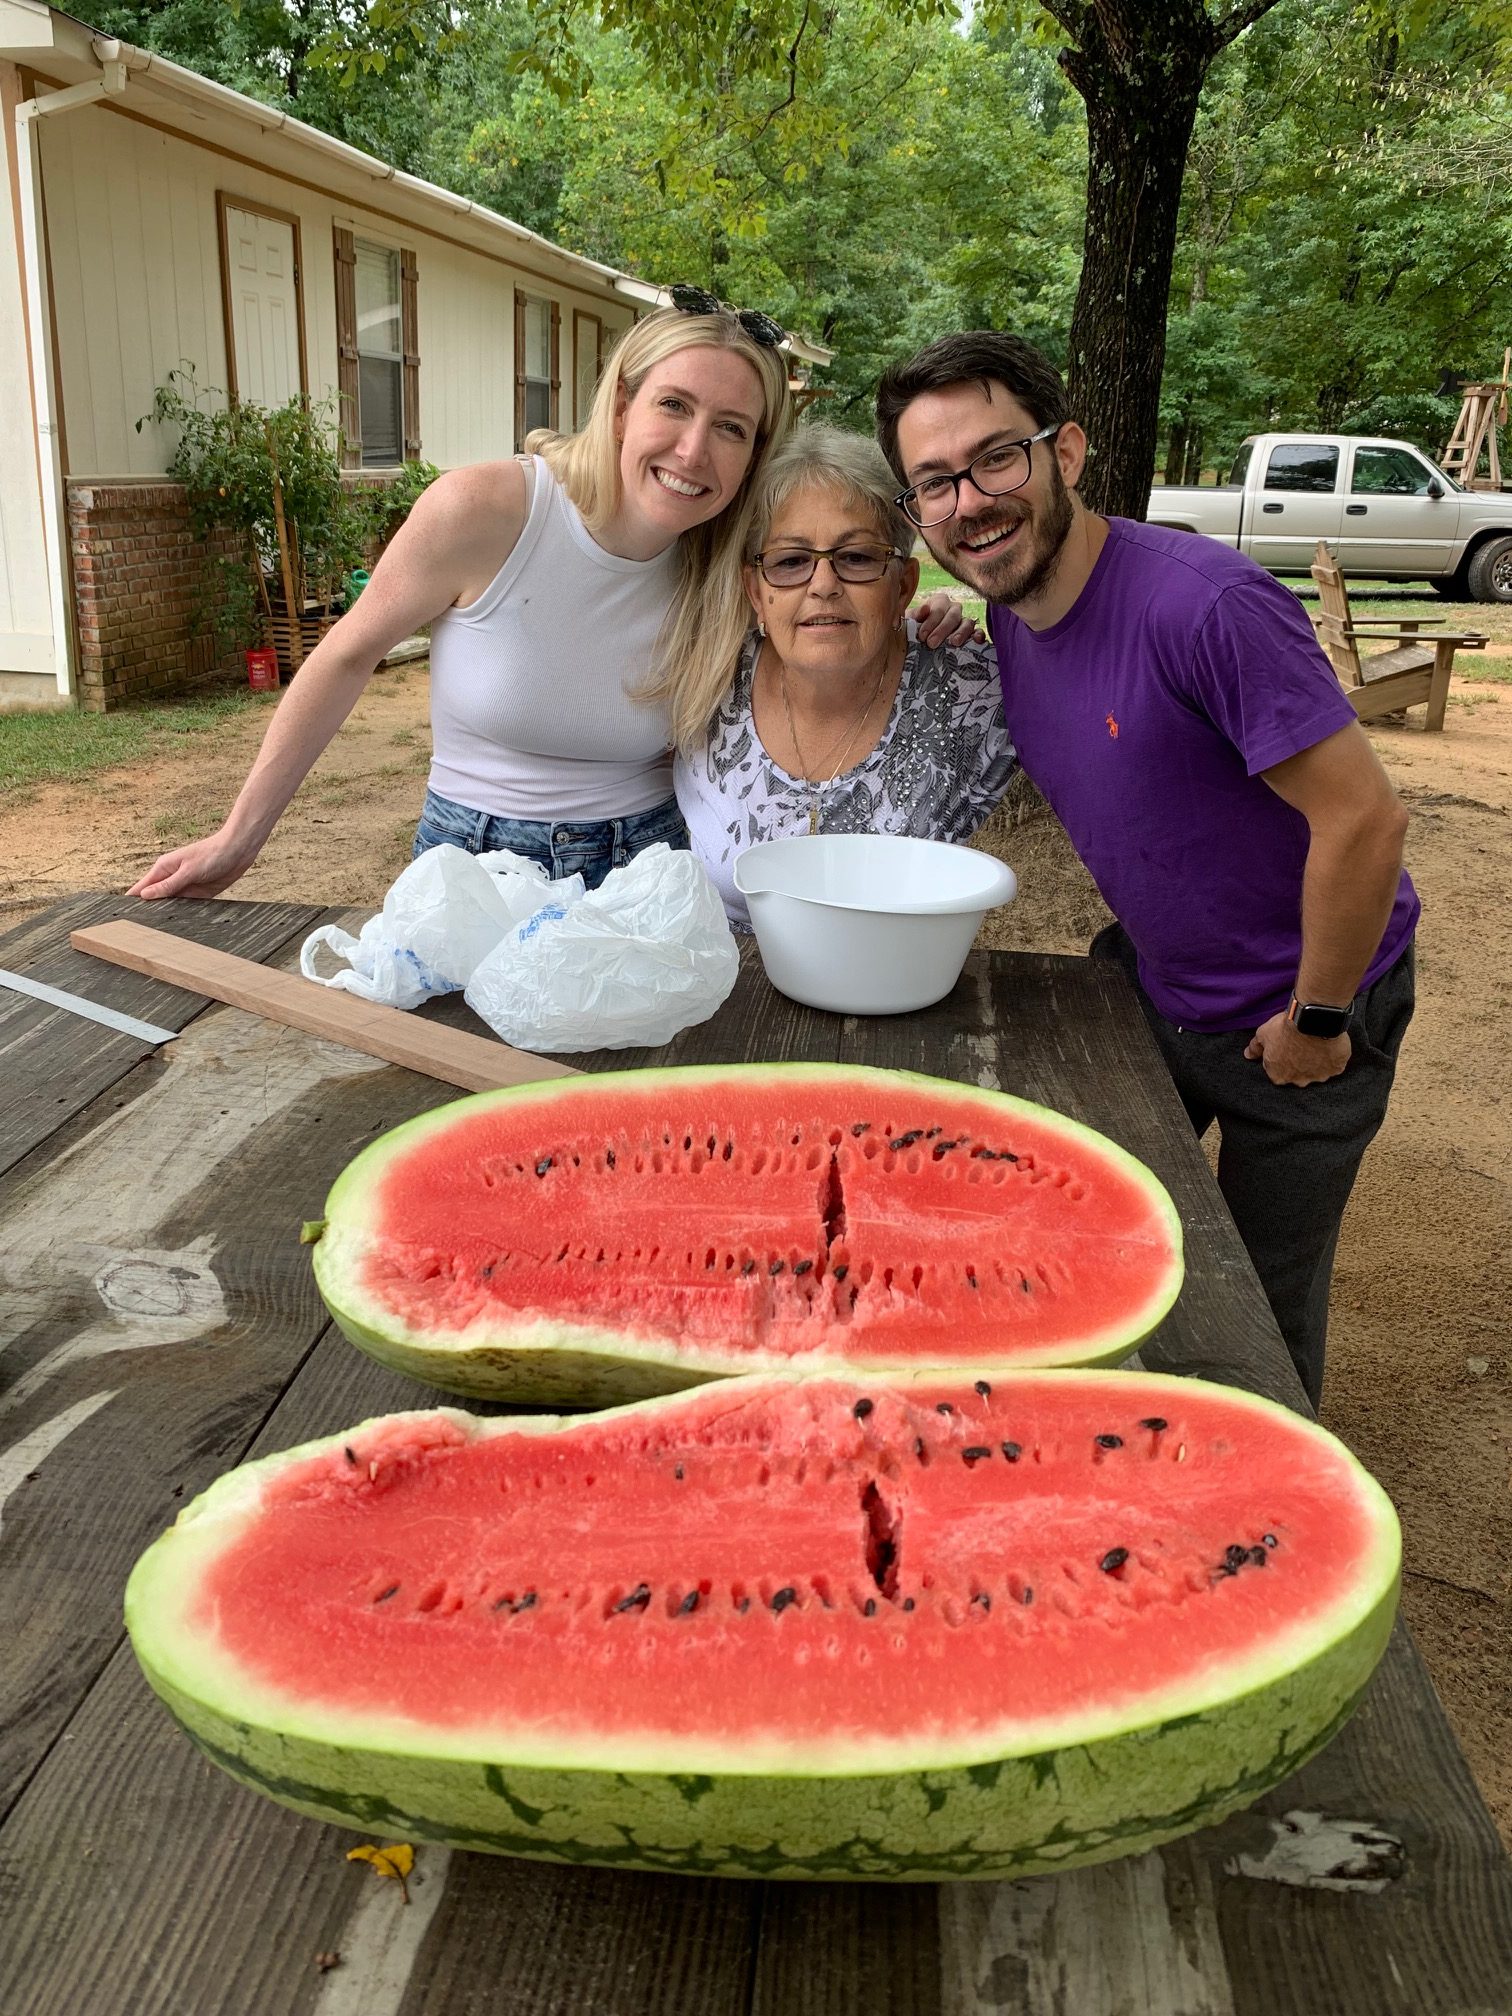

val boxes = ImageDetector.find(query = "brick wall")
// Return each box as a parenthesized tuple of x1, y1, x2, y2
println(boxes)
(66, 482, 244, 713)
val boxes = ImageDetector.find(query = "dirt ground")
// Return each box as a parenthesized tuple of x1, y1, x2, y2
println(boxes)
(1, 659, 1507, 1845)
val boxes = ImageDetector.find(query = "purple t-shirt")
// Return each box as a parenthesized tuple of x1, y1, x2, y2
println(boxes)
(987, 519, 1418, 1031)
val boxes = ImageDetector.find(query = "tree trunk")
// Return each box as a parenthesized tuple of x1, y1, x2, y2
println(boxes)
(1055, 2, 1282, 520)
(1183, 425, 1206, 486)
(1164, 418, 1188, 487)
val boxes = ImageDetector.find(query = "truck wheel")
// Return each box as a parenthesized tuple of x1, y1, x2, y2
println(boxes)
(1466, 535, 1512, 603)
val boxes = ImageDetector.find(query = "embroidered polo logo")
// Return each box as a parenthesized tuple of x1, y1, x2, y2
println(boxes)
(1106, 713, 1119, 739)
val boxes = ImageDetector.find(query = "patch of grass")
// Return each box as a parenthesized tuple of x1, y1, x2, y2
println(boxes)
(0, 689, 275, 795)
(389, 727, 417, 747)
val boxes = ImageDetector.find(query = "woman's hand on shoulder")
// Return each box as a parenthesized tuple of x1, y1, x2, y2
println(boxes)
(909, 590, 987, 649)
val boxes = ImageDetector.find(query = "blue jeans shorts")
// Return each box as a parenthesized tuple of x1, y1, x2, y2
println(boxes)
(413, 787, 690, 891)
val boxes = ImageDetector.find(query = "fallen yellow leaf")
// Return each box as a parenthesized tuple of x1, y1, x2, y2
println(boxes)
(346, 1841, 415, 1902)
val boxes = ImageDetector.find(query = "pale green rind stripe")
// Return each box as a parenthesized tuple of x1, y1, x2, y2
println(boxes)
(132, 1581, 1395, 1882)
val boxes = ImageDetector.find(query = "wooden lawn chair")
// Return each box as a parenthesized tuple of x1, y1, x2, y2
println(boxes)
(1308, 540, 1487, 731)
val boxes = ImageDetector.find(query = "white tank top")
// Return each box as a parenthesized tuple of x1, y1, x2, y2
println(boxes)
(426, 458, 678, 821)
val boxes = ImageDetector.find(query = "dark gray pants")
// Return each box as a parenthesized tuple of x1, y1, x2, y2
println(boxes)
(1092, 925, 1415, 1410)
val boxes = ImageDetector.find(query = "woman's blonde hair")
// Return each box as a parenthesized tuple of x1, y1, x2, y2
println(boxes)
(526, 306, 792, 751)
(660, 422, 918, 747)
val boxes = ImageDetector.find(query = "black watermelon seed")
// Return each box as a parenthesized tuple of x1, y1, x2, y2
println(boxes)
(1139, 1417, 1168, 1432)
(614, 1584, 651, 1614)
(974, 1380, 992, 1397)
(771, 1587, 797, 1613)
(863, 1598, 877, 1617)
(1021, 1586, 1034, 1605)
(491, 1595, 512, 1611)
(736, 1596, 751, 1613)
(1099, 1548, 1129, 1574)
(674, 1465, 685, 1481)
(890, 1130, 923, 1150)
(535, 1158, 553, 1177)
(972, 1591, 991, 1611)
(1020, 1277, 1033, 1293)
(481, 1263, 495, 1280)
(1225, 1544, 1248, 1571)
(1095, 1434, 1124, 1450)
(902, 1597, 916, 1612)
(966, 1274, 979, 1289)
(605, 1148, 615, 1168)
(962, 1446, 992, 1465)
(793, 1258, 814, 1277)
(1215, 1563, 1239, 1579)
(678, 1590, 700, 1615)
(1263, 1533, 1278, 1548)
(769, 1260, 785, 1276)
(851, 1122, 871, 1136)
(1001, 1441, 1022, 1462)
(925, 1127, 942, 1138)
(516, 1591, 538, 1611)
(741, 1259, 756, 1275)
(344, 1446, 358, 1466)
(374, 1585, 399, 1604)
(833, 1264, 849, 1282)
(1249, 1546, 1268, 1567)
(936, 1402, 955, 1416)
(915, 1437, 927, 1460)
(853, 1399, 874, 1420)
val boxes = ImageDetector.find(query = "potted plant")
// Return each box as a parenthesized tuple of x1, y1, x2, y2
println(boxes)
(140, 369, 433, 679)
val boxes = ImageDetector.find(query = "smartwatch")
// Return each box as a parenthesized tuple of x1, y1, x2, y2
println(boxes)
(1287, 995, 1352, 1039)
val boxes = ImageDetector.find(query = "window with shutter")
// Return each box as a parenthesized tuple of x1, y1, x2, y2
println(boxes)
(400, 248, 420, 459)
(354, 241, 404, 466)
(516, 292, 556, 442)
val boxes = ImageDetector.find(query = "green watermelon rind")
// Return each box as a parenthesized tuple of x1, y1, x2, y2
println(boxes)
(124, 1372, 1399, 1883)
(310, 1063, 1185, 1403)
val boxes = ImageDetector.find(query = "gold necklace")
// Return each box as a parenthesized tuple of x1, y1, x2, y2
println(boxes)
(775, 647, 891, 836)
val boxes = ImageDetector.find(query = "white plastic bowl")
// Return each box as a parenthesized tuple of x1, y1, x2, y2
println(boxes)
(734, 834, 1018, 1015)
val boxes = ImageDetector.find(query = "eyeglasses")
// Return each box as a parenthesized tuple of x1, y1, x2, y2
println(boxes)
(669, 282, 787, 351)
(896, 424, 1063, 527)
(751, 544, 903, 588)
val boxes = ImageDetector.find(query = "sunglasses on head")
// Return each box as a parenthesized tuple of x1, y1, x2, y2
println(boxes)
(669, 282, 787, 351)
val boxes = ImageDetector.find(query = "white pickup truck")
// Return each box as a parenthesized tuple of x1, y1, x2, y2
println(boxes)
(1147, 433, 1512, 601)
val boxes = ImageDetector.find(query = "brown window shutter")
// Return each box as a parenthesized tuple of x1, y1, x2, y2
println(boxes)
(400, 248, 421, 459)
(514, 289, 527, 448)
(549, 300, 561, 430)
(333, 227, 359, 469)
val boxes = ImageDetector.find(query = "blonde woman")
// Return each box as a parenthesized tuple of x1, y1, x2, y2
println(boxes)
(130, 293, 793, 899)
(673, 426, 1016, 926)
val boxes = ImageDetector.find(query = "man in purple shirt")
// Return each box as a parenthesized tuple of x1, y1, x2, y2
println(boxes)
(877, 331, 1415, 1410)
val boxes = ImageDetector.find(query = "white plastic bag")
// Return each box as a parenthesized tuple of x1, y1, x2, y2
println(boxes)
(464, 844, 739, 1051)
(299, 844, 575, 1008)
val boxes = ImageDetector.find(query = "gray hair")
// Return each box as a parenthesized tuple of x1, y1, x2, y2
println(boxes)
(747, 423, 916, 559)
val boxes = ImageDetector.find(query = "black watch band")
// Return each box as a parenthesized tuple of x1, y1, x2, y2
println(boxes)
(1287, 995, 1352, 1039)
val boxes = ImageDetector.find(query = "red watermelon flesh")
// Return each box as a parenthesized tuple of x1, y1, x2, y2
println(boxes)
(310, 1066, 1184, 1399)
(161, 1373, 1392, 1764)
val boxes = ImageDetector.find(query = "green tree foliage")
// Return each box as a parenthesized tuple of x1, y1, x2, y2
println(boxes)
(1160, 0, 1512, 476)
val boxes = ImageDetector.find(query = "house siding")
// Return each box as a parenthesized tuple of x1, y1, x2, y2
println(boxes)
(36, 96, 634, 479)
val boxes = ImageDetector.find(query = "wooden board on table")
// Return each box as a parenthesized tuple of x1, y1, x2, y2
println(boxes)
(70, 918, 578, 1094)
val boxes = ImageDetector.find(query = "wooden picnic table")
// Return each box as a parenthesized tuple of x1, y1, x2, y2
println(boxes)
(1, 891, 1508, 2016)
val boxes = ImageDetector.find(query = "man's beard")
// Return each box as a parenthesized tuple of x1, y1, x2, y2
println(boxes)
(933, 459, 1075, 608)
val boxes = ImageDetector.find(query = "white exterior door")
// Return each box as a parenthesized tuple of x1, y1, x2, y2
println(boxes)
(225, 206, 302, 408)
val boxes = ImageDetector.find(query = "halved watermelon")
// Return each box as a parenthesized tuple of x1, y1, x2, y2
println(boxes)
(125, 1370, 1398, 1881)
(307, 1065, 1183, 1401)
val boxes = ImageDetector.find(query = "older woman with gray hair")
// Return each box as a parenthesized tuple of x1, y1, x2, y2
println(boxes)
(672, 424, 1016, 926)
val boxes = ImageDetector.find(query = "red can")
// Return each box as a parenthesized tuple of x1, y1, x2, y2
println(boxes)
(246, 648, 279, 692)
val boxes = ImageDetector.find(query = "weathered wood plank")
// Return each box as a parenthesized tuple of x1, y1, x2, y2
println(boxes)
(0, 893, 323, 1181)
(0, 914, 465, 1823)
